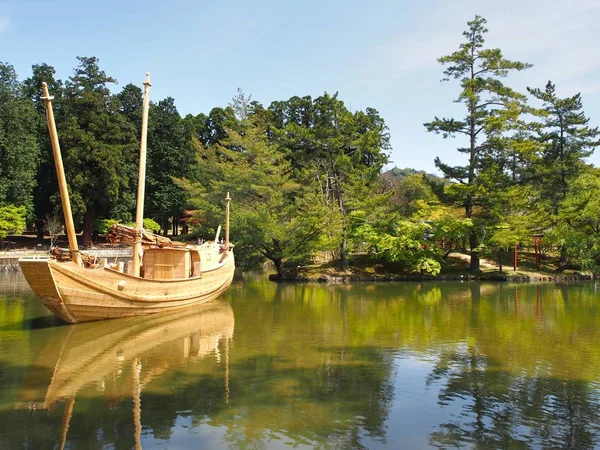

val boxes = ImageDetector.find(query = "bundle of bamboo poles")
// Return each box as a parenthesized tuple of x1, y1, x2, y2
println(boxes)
(107, 224, 183, 248)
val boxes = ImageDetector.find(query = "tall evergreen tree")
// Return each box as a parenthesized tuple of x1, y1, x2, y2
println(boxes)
(60, 57, 138, 246)
(23, 63, 64, 235)
(527, 81, 599, 210)
(526, 81, 599, 268)
(146, 97, 192, 235)
(0, 62, 39, 219)
(111, 83, 144, 223)
(424, 16, 531, 271)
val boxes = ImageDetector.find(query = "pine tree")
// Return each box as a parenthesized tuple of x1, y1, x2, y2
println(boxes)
(528, 81, 600, 268)
(527, 81, 599, 210)
(424, 16, 531, 272)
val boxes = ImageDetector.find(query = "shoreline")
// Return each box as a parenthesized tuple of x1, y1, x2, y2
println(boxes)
(269, 272, 594, 283)
(3, 254, 593, 283)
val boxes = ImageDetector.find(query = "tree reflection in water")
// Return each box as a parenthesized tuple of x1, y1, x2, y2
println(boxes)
(428, 285, 600, 449)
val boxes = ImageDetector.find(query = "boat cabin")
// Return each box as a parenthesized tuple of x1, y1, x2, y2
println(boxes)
(140, 244, 221, 280)
(142, 248, 202, 280)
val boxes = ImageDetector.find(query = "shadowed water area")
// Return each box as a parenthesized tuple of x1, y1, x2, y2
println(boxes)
(0, 272, 600, 449)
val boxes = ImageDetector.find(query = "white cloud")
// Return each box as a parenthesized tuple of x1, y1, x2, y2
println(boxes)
(356, 0, 600, 170)
(365, 0, 600, 93)
(0, 16, 9, 33)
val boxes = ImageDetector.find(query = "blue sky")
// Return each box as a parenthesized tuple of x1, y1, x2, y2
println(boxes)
(1, 0, 599, 174)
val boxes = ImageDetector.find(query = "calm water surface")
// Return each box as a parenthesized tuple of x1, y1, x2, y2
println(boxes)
(1, 272, 600, 449)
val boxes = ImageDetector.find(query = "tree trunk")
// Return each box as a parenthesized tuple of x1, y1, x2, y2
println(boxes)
(469, 230, 480, 272)
(172, 217, 177, 237)
(558, 246, 568, 271)
(340, 235, 348, 271)
(497, 252, 503, 274)
(273, 258, 284, 279)
(36, 219, 44, 239)
(82, 210, 94, 248)
(466, 60, 479, 274)
(338, 190, 349, 271)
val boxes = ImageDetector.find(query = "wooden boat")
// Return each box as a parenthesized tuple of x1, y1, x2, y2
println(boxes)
(19, 74, 235, 323)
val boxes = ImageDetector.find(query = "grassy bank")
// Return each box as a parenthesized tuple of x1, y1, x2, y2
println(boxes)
(287, 251, 586, 281)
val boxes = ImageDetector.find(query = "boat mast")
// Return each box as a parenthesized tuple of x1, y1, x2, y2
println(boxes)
(58, 397, 75, 450)
(41, 82, 81, 266)
(224, 192, 231, 252)
(132, 73, 152, 277)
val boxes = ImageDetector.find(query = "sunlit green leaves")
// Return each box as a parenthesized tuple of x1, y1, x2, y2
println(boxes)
(0, 204, 26, 239)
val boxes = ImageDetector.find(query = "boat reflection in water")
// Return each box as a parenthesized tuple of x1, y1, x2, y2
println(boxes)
(17, 299, 234, 449)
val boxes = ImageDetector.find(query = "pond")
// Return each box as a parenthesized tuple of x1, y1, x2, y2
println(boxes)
(0, 272, 599, 449)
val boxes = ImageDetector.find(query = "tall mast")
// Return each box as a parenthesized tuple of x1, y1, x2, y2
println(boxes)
(132, 73, 152, 277)
(41, 82, 81, 266)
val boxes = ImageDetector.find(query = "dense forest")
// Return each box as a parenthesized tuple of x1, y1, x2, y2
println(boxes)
(1, 16, 599, 277)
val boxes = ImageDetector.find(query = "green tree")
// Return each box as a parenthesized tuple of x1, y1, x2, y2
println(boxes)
(527, 81, 599, 207)
(413, 195, 474, 259)
(480, 184, 542, 273)
(0, 62, 40, 219)
(269, 93, 390, 269)
(187, 106, 239, 148)
(365, 219, 442, 275)
(183, 119, 331, 277)
(547, 168, 600, 272)
(23, 62, 64, 236)
(111, 82, 145, 223)
(424, 16, 531, 272)
(59, 57, 138, 246)
(116, 83, 144, 133)
(146, 97, 192, 235)
(392, 173, 437, 217)
(527, 81, 599, 268)
(0, 204, 26, 241)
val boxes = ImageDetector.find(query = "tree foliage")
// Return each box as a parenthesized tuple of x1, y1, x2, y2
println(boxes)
(269, 92, 391, 269)
(0, 204, 26, 239)
(59, 57, 138, 245)
(528, 81, 599, 207)
(23, 63, 64, 233)
(183, 119, 332, 277)
(424, 16, 531, 272)
(2, 41, 600, 276)
(0, 62, 39, 219)
(146, 97, 192, 234)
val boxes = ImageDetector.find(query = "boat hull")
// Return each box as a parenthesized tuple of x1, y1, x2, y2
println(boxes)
(19, 252, 235, 323)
